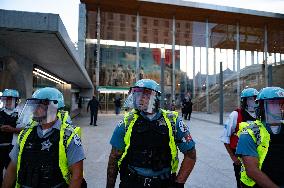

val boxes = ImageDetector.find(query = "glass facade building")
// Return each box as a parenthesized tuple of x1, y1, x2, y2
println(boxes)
(81, 0, 284, 112)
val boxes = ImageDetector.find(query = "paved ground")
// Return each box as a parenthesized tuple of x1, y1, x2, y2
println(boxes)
(73, 111, 235, 188)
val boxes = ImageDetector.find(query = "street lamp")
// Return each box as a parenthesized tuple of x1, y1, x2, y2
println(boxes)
(160, 47, 165, 108)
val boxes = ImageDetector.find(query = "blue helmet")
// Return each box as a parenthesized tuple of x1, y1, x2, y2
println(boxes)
(32, 87, 64, 108)
(256, 87, 284, 101)
(2, 89, 19, 98)
(134, 79, 161, 94)
(241, 88, 258, 99)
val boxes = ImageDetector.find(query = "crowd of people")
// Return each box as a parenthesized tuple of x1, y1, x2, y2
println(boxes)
(0, 78, 283, 188)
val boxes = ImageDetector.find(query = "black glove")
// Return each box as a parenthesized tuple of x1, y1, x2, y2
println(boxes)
(174, 182, 185, 188)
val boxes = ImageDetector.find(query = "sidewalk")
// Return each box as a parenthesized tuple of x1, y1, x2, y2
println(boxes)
(191, 111, 230, 125)
(72, 111, 235, 188)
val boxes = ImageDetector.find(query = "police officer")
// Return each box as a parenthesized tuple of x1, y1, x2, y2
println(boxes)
(106, 79, 196, 188)
(236, 87, 284, 187)
(0, 89, 21, 185)
(221, 88, 258, 188)
(2, 87, 85, 188)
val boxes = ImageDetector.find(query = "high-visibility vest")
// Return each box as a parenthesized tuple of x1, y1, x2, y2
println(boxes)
(117, 109, 179, 173)
(237, 120, 270, 187)
(16, 121, 77, 187)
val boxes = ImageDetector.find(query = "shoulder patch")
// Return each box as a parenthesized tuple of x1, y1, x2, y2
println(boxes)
(117, 120, 124, 127)
(182, 133, 193, 143)
(73, 134, 82, 146)
(178, 120, 189, 133)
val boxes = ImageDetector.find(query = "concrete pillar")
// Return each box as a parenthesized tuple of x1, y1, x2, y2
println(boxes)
(95, 7, 100, 90)
(136, 12, 140, 81)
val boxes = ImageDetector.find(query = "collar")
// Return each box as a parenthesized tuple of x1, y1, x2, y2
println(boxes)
(140, 109, 162, 121)
(38, 119, 62, 131)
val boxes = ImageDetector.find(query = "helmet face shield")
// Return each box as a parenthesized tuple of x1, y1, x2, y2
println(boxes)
(18, 99, 58, 125)
(0, 96, 17, 110)
(264, 99, 284, 125)
(246, 97, 257, 112)
(124, 87, 159, 113)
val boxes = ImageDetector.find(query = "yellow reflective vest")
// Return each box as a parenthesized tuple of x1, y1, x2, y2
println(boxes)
(117, 109, 179, 173)
(237, 120, 270, 187)
(16, 121, 77, 187)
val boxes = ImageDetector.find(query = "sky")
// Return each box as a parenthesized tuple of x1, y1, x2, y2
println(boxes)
(1, 0, 284, 43)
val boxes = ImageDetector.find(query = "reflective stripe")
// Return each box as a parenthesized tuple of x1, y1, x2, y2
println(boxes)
(117, 109, 179, 173)
(238, 120, 270, 187)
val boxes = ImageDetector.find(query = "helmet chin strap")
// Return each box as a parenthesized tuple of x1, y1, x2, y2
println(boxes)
(246, 109, 256, 119)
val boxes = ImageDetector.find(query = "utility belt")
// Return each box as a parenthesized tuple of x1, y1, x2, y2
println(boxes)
(123, 167, 173, 187)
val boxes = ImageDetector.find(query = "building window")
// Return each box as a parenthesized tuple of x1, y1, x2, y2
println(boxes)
(153, 20, 159, 26)
(120, 15, 125, 21)
(132, 35, 136, 41)
(120, 23, 125, 31)
(176, 22, 180, 28)
(143, 36, 147, 42)
(142, 18, 147, 25)
(184, 33, 189, 38)
(143, 28, 148, 34)
(119, 33, 125, 40)
(154, 37, 158, 43)
(186, 23, 190, 29)
(132, 16, 136, 22)
(154, 29, 158, 35)
(164, 31, 168, 37)
(108, 22, 113, 27)
(164, 21, 169, 28)
(108, 13, 114, 19)
(107, 32, 112, 39)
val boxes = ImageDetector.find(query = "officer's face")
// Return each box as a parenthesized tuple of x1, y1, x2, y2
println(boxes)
(2, 97, 15, 110)
(33, 103, 48, 119)
(265, 99, 284, 125)
(138, 89, 152, 110)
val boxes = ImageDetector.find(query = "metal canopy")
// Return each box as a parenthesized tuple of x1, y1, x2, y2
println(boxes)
(0, 9, 93, 89)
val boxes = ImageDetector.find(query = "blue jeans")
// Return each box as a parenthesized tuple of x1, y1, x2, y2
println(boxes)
(115, 106, 121, 115)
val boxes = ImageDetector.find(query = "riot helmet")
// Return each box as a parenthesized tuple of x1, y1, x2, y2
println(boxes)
(240, 88, 259, 116)
(19, 87, 64, 125)
(0, 89, 20, 110)
(123, 79, 161, 114)
(255, 87, 284, 134)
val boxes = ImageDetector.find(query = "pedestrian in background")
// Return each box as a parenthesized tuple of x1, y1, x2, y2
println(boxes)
(114, 95, 122, 115)
(87, 94, 101, 126)
(0, 89, 22, 185)
(236, 87, 284, 188)
(221, 88, 258, 188)
(2, 87, 85, 188)
(182, 93, 192, 121)
(107, 79, 196, 188)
